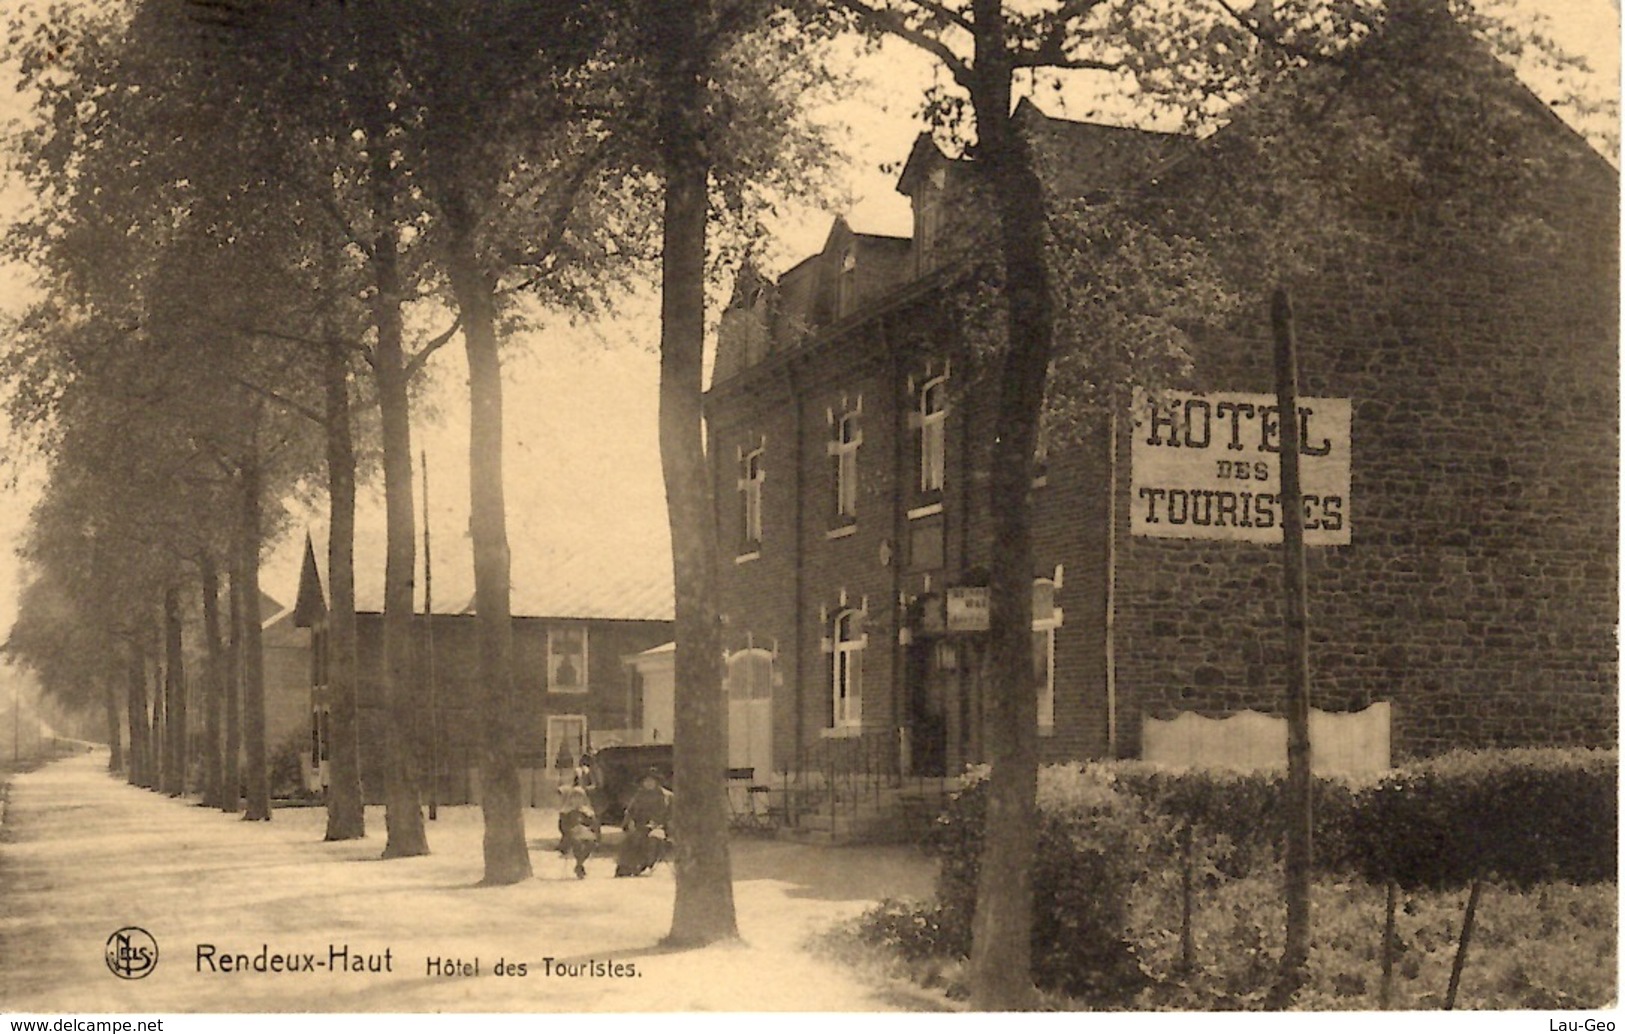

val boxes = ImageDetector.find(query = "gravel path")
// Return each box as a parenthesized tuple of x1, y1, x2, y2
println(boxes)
(0, 751, 943, 1013)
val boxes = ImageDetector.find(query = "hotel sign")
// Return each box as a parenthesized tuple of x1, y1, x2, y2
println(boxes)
(945, 587, 990, 632)
(1130, 391, 1351, 546)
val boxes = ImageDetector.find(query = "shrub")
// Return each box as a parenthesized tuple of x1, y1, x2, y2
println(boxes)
(1347, 747, 1617, 889)
(925, 763, 1174, 1000)
(268, 733, 315, 801)
(1109, 763, 1365, 876)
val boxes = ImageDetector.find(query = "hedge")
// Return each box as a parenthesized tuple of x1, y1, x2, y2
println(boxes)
(870, 747, 1615, 999)
(1345, 747, 1617, 889)
(1107, 763, 1362, 876)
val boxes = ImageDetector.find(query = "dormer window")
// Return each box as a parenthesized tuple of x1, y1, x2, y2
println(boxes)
(836, 247, 857, 317)
(914, 167, 946, 275)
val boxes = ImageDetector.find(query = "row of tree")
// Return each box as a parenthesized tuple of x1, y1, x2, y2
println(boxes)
(0, 0, 1600, 1008)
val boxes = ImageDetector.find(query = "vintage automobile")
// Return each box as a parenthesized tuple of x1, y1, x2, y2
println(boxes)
(588, 744, 673, 827)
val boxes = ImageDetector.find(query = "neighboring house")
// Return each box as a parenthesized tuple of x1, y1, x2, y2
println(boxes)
(260, 596, 316, 774)
(705, 68, 1617, 783)
(295, 544, 673, 806)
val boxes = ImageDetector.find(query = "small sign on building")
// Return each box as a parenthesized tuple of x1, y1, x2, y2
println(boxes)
(1131, 390, 1352, 546)
(946, 587, 990, 632)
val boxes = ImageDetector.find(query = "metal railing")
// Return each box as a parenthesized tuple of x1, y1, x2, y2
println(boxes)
(769, 729, 955, 843)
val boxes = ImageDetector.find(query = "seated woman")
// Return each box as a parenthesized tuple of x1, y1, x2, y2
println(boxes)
(556, 781, 600, 879)
(614, 768, 672, 877)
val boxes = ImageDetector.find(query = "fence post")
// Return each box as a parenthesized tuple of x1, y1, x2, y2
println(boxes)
(1444, 880, 1485, 1010)
(1380, 880, 1398, 1007)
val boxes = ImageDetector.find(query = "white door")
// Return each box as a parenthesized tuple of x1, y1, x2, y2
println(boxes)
(725, 650, 774, 775)
(546, 715, 589, 774)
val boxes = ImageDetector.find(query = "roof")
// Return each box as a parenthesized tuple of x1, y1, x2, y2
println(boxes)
(1016, 99, 1188, 196)
(297, 528, 674, 624)
(713, 108, 1185, 382)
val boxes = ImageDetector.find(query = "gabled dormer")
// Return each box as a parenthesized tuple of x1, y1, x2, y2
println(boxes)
(895, 135, 956, 277)
(715, 260, 777, 384)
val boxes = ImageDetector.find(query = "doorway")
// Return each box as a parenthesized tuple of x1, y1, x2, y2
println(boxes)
(904, 642, 947, 777)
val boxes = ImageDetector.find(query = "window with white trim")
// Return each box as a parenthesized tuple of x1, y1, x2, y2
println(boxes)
(832, 609, 865, 729)
(1033, 579, 1061, 730)
(738, 446, 764, 551)
(831, 405, 861, 520)
(918, 377, 947, 493)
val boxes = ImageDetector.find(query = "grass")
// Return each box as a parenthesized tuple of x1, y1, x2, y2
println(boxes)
(835, 872, 1617, 1010)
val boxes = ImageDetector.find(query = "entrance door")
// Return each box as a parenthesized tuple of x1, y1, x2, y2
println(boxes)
(725, 650, 773, 775)
(546, 715, 589, 776)
(905, 642, 947, 777)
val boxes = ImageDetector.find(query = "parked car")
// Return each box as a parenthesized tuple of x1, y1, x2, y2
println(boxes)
(590, 744, 673, 827)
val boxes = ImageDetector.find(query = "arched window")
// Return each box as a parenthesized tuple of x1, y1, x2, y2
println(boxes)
(918, 377, 947, 492)
(832, 610, 865, 729)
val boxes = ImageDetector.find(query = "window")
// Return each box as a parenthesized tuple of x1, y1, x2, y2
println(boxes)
(310, 627, 328, 689)
(831, 406, 861, 521)
(548, 625, 588, 693)
(738, 446, 764, 551)
(832, 610, 865, 729)
(1033, 579, 1062, 730)
(836, 247, 857, 316)
(918, 377, 947, 493)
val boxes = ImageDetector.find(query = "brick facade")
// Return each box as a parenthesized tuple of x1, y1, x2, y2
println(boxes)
(707, 84, 1618, 773)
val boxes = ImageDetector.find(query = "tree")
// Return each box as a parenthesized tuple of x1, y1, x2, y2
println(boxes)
(614, 0, 847, 946)
(386, 0, 641, 884)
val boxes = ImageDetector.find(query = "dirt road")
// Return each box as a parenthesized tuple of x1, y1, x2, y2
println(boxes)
(0, 751, 942, 1013)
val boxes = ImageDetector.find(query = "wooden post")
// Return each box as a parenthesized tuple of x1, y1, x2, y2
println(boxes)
(1179, 822, 1195, 973)
(1380, 880, 1398, 1007)
(1271, 286, 1314, 1003)
(1445, 879, 1484, 1010)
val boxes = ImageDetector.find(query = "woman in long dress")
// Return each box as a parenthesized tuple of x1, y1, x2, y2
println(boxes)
(614, 769, 672, 877)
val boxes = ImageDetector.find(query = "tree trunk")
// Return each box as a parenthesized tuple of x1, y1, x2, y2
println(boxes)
(239, 454, 272, 821)
(446, 213, 530, 884)
(658, 32, 738, 945)
(124, 640, 148, 787)
(200, 552, 225, 810)
(1270, 286, 1313, 1004)
(966, 0, 1044, 1009)
(371, 223, 429, 859)
(150, 623, 165, 792)
(162, 586, 186, 796)
(323, 335, 366, 842)
(104, 673, 122, 774)
(223, 563, 243, 814)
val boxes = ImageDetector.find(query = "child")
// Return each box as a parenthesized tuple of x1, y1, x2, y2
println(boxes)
(557, 780, 599, 879)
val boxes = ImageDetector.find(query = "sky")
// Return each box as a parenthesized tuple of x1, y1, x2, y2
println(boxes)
(0, 2, 1616, 685)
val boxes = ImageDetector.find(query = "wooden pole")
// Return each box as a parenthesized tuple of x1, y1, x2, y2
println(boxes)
(1179, 822, 1195, 973)
(1380, 879, 1398, 1007)
(1271, 286, 1314, 1003)
(1445, 879, 1484, 1010)
(422, 448, 439, 821)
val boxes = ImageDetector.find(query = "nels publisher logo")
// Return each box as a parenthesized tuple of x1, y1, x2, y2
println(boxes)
(105, 927, 158, 980)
